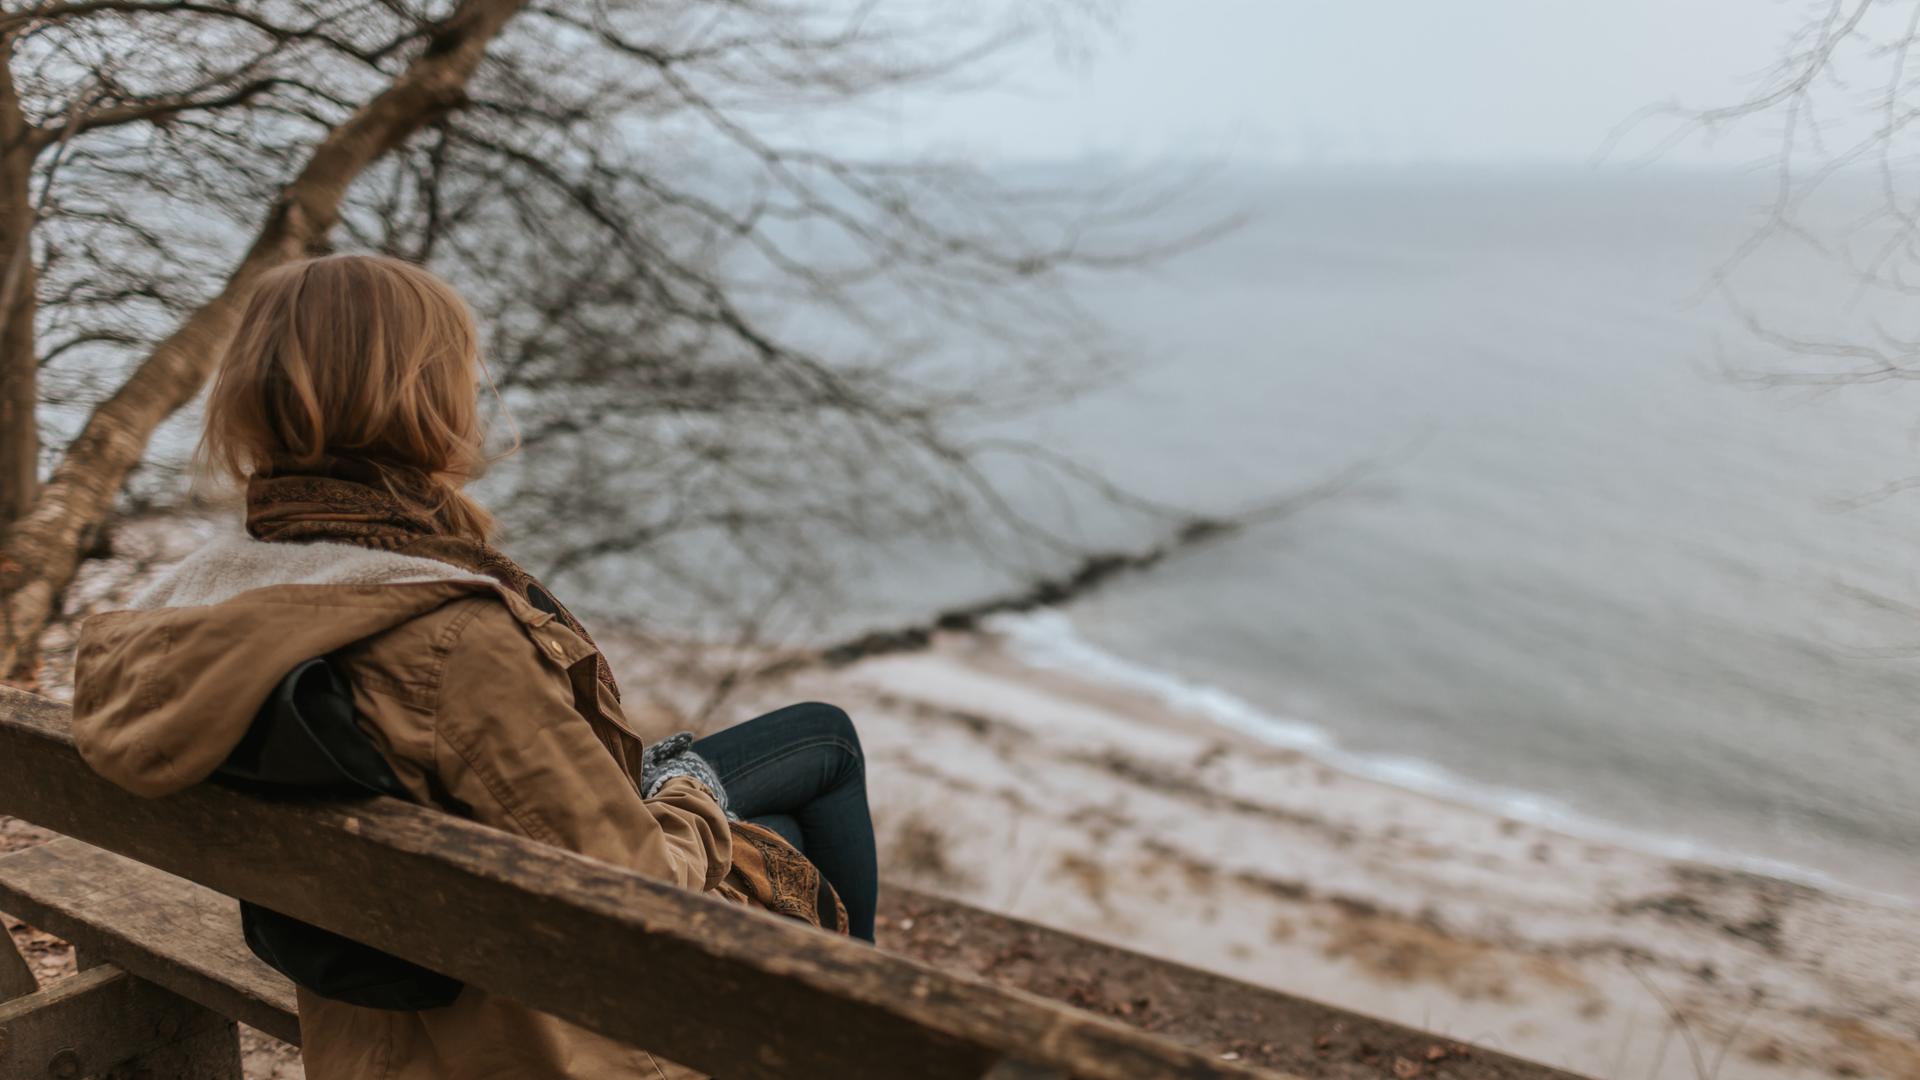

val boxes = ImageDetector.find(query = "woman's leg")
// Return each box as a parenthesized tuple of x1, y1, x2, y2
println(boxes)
(742, 812, 803, 851)
(692, 703, 878, 940)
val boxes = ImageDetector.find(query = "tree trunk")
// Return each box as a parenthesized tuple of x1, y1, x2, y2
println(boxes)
(0, 36, 39, 530)
(0, 0, 528, 678)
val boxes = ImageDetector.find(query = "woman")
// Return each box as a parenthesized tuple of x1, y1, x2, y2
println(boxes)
(69, 253, 877, 1080)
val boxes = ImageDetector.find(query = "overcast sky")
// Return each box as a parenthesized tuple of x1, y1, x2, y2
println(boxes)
(853, 1, 1818, 168)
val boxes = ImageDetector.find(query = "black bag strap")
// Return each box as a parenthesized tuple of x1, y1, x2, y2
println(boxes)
(218, 658, 408, 798)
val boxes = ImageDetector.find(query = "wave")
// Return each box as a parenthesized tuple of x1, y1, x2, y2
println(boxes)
(983, 608, 1916, 909)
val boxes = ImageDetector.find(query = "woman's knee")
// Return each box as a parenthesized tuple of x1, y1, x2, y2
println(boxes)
(775, 701, 862, 759)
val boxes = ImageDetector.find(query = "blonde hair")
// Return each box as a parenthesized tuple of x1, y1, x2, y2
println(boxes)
(200, 254, 499, 539)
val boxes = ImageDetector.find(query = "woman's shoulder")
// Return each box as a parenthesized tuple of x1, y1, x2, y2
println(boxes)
(361, 588, 600, 695)
(352, 590, 519, 666)
(329, 592, 518, 706)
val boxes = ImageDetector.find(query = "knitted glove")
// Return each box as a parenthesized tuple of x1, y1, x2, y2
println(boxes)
(640, 732, 694, 779)
(640, 731, 730, 814)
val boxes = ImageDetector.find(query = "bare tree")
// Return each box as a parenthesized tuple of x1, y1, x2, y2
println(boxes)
(0, 0, 1208, 680)
(1609, 0, 1920, 383)
(1, 0, 531, 680)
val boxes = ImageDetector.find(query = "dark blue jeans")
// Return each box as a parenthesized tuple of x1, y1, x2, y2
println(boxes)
(692, 702, 878, 941)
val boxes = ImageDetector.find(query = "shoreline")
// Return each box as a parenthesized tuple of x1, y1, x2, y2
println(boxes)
(982, 609, 1919, 911)
(725, 625, 1920, 1080)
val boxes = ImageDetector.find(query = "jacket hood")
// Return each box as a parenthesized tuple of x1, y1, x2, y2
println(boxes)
(72, 531, 498, 797)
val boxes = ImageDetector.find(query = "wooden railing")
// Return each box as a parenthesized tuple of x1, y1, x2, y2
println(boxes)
(0, 686, 1287, 1080)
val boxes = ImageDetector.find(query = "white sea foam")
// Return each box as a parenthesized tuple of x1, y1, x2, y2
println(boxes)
(985, 608, 1914, 908)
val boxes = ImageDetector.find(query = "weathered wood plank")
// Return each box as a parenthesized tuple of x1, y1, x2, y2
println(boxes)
(0, 840, 299, 1044)
(0, 963, 240, 1080)
(0, 932, 33, 1002)
(0, 687, 1283, 1080)
(883, 890, 1589, 1080)
(983, 1060, 1073, 1079)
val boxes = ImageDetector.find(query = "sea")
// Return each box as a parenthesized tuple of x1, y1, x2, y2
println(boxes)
(567, 166, 1920, 903)
(834, 167, 1920, 903)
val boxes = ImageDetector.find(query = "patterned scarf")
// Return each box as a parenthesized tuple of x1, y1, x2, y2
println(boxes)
(246, 455, 622, 701)
(245, 456, 847, 933)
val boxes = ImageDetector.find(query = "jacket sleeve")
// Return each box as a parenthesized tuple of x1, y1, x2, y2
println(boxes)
(427, 599, 731, 893)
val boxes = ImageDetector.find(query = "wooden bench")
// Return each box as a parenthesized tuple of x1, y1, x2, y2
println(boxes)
(0, 685, 1288, 1079)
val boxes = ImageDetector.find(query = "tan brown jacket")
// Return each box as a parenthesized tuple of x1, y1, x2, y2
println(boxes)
(70, 533, 729, 1080)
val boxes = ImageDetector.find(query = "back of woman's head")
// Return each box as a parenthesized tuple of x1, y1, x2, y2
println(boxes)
(201, 253, 495, 537)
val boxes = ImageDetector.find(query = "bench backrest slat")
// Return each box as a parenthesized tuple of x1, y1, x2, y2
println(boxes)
(0, 688, 1278, 1080)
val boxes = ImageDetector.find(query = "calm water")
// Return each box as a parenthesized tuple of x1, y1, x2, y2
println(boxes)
(867, 168, 1920, 900)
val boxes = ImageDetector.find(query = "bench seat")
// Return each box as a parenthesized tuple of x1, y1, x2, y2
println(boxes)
(0, 838, 298, 1044)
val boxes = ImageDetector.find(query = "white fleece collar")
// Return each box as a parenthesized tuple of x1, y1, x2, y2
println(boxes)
(133, 530, 495, 611)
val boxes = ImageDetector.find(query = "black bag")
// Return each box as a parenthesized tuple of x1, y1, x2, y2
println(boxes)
(215, 657, 464, 1011)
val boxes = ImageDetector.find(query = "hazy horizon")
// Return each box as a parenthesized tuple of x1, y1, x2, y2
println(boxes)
(841, 1, 1859, 171)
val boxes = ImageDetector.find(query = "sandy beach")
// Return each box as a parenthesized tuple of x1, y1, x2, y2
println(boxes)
(700, 629, 1920, 1080)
